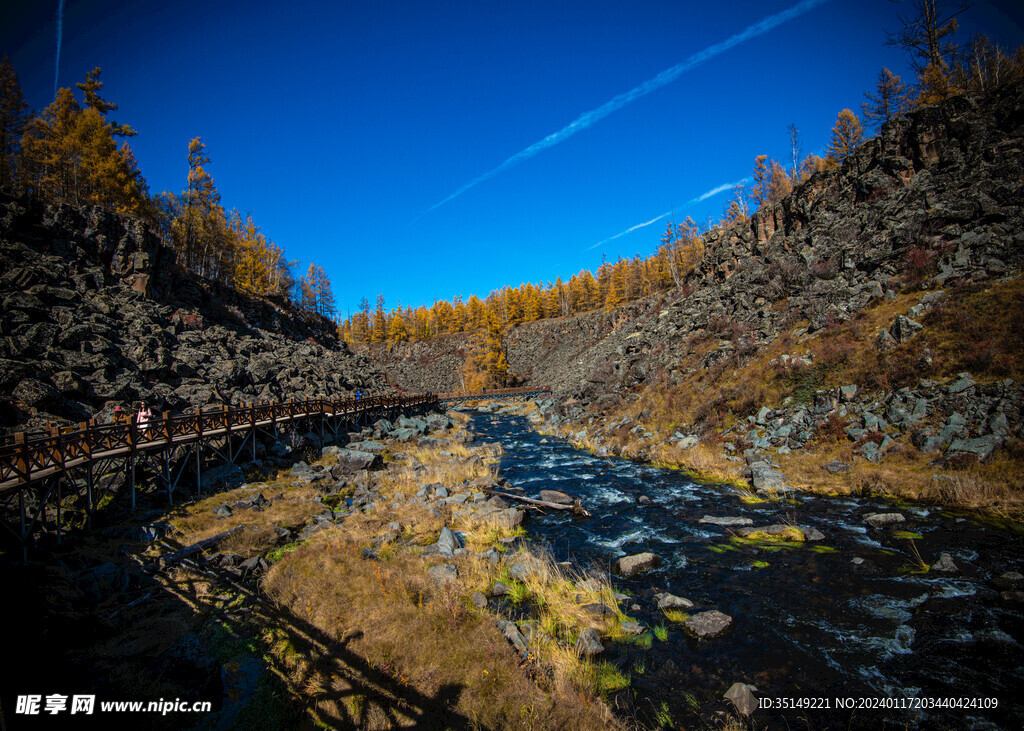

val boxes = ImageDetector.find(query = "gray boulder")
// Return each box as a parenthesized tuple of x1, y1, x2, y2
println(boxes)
(489, 508, 525, 530)
(863, 512, 905, 528)
(496, 619, 528, 653)
(427, 564, 459, 585)
(575, 628, 604, 656)
(435, 527, 463, 558)
(822, 460, 851, 474)
(654, 593, 694, 610)
(323, 448, 382, 473)
(724, 682, 758, 717)
(947, 435, 1003, 461)
(699, 516, 753, 527)
(539, 489, 574, 505)
(890, 315, 923, 344)
(615, 552, 661, 577)
(684, 610, 733, 639)
(931, 552, 959, 573)
(203, 462, 245, 490)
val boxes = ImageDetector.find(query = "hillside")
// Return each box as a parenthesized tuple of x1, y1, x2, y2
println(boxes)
(0, 194, 389, 436)
(374, 82, 1024, 509)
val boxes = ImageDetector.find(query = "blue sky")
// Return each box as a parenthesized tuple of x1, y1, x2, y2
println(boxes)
(2, 0, 1023, 317)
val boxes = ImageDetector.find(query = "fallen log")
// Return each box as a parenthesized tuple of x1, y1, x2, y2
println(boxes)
(157, 525, 248, 568)
(483, 489, 591, 517)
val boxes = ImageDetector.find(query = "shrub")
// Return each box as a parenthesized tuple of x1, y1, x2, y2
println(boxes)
(170, 309, 204, 330)
(902, 246, 937, 288)
(809, 256, 839, 280)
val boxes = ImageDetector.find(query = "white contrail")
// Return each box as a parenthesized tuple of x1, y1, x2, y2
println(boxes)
(695, 181, 736, 202)
(423, 0, 831, 216)
(587, 178, 745, 250)
(54, 0, 65, 98)
(588, 213, 670, 250)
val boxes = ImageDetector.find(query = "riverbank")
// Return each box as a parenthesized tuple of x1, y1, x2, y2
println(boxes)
(2, 407, 658, 730)
(524, 368, 1024, 520)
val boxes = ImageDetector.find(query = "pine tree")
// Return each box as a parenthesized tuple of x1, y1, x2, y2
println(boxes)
(825, 109, 864, 164)
(862, 68, 912, 130)
(0, 56, 30, 190)
(918, 60, 956, 104)
(388, 308, 409, 343)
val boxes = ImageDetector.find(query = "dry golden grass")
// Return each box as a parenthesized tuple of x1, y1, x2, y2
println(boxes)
(263, 530, 623, 730)
(165, 479, 324, 545)
(775, 436, 1024, 515)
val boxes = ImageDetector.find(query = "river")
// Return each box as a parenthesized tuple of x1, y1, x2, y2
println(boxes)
(469, 411, 1024, 729)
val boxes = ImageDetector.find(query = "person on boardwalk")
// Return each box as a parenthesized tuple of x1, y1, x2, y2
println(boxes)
(136, 403, 152, 437)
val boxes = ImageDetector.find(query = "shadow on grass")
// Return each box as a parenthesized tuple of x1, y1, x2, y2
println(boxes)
(155, 533, 481, 731)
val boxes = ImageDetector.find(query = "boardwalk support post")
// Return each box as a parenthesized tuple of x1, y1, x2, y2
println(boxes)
(128, 415, 137, 513)
(195, 408, 203, 494)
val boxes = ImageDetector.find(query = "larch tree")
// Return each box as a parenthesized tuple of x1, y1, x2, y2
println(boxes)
(169, 137, 232, 281)
(0, 56, 30, 191)
(798, 152, 828, 181)
(767, 160, 793, 204)
(298, 264, 318, 314)
(887, 0, 969, 102)
(371, 294, 387, 342)
(75, 67, 137, 138)
(749, 155, 770, 209)
(862, 68, 913, 130)
(21, 89, 82, 202)
(312, 265, 336, 318)
(825, 109, 865, 164)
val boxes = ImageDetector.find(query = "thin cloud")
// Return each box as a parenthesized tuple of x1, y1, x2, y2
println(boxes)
(54, 0, 64, 98)
(587, 178, 745, 251)
(423, 0, 830, 217)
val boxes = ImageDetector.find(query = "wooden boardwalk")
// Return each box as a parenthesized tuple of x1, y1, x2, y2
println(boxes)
(0, 386, 549, 556)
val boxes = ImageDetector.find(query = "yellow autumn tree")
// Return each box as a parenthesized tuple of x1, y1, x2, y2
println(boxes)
(825, 109, 864, 165)
(168, 137, 234, 282)
(20, 71, 149, 216)
(462, 308, 510, 391)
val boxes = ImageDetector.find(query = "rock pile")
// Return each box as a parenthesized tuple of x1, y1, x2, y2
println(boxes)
(0, 194, 387, 435)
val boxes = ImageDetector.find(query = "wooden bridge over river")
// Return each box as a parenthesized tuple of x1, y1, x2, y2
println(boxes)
(0, 386, 550, 557)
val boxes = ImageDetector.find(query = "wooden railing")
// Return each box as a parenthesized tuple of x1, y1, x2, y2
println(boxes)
(0, 387, 550, 492)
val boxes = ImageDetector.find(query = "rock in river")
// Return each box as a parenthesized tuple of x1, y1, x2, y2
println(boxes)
(615, 552, 661, 577)
(699, 515, 753, 527)
(863, 512, 905, 528)
(684, 610, 733, 639)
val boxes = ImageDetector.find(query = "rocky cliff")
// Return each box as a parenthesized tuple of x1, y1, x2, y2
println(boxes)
(0, 195, 388, 435)
(374, 82, 1024, 500)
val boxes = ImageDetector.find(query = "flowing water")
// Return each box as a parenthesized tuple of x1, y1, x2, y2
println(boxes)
(470, 412, 1024, 729)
